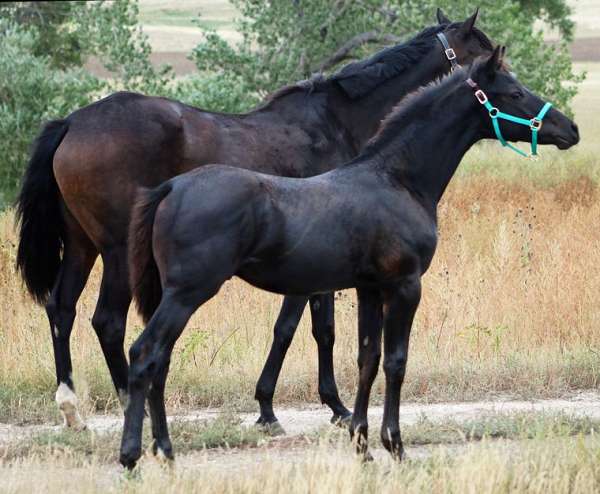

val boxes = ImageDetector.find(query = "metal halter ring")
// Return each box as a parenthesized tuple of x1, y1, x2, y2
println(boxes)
(445, 48, 457, 61)
(474, 89, 488, 105)
(530, 118, 543, 131)
(488, 107, 499, 118)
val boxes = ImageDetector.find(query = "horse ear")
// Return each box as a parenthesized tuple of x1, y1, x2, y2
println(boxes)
(485, 45, 503, 76)
(459, 8, 479, 36)
(436, 8, 451, 24)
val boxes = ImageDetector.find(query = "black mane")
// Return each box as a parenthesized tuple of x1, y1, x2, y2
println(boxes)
(264, 23, 493, 103)
(362, 64, 471, 157)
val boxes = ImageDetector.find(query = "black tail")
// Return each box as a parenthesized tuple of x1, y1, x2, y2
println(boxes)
(16, 119, 69, 304)
(129, 182, 173, 323)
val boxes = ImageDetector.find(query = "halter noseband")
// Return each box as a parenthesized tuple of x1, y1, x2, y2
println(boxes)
(466, 78, 552, 158)
(436, 32, 461, 72)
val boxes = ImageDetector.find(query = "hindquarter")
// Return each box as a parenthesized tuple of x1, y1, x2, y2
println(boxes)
(151, 168, 267, 292)
(53, 93, 195, 250)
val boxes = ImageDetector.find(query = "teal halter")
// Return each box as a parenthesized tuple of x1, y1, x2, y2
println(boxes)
(466, 78, 552, 158)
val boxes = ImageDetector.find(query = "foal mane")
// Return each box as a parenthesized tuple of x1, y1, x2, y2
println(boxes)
(262, 23, 493, 104)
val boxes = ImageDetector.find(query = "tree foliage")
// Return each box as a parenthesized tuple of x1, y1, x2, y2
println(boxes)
(192, 0, 583, 113)
(0, 0, 584, 204)
(0, 1, 173, 203)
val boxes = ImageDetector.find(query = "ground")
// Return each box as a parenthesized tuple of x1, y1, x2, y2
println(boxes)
(2, 1, 600, 492)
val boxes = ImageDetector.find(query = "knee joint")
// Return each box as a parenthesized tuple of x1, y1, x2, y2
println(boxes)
(383, 356, 407, 379)
(92, 313, 125, 345)
(311, 324, 334, 345)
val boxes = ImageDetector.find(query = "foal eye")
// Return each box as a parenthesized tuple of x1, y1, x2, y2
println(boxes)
(510, 91, 523, 100)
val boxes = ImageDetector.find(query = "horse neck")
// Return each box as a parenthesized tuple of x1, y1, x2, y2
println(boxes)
(371, 82, 483, 209)
(330, 51, 448, 150)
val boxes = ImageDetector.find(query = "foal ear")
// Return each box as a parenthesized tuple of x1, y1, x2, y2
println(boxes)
(436, 8, 451, 24)
(485, 45, 503, 76)
(459, 8, 479, 36)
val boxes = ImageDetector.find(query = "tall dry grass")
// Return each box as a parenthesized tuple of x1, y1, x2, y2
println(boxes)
(1, 152, 599, 423)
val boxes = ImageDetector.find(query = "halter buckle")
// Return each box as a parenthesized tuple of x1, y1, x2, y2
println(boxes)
(444, 48, 457, 61)
(530, 118, 543, 131)
(474, 90, 488, 105)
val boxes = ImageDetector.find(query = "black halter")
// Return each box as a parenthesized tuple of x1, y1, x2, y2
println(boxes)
(436, 32, 461, 72)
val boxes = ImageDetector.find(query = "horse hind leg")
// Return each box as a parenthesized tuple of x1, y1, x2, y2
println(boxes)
(254, 295, 308, 435)
(46, 220, 97, 429)
(309, 293, 352, 426)
(91, 247, 131, 409)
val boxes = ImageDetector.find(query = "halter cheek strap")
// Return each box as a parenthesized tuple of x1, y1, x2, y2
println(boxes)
(466, 78, 552, 158)
(436, 32, 461, 72)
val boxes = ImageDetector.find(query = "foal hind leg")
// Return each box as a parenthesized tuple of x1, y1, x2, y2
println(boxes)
(309, 293, 351, 426)
(91, 247, 131, 408)
(254, 295, 307, 433)
(121, 283, 222, 469)
(148, 358, 173, 461)
(46, 220, 97, 429)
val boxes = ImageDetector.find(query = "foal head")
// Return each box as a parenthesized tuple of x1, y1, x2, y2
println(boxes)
(468, 47, 580, 150)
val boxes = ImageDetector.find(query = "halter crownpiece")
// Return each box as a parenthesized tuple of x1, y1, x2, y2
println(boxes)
(436, 32, 460, 72)
(466, 78, 552, 158)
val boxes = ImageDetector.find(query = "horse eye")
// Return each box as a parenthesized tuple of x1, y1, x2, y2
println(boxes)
(511, 90, 524, 100)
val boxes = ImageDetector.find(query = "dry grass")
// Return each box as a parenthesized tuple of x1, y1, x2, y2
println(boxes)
(1, 157, 599, 423)
(2, 432, 600, 493)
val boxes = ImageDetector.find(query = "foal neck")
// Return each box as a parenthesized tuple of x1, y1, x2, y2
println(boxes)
(365, 75, 483, 208)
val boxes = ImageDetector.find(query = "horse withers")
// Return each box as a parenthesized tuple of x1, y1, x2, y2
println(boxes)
(118, 47, 579, 468)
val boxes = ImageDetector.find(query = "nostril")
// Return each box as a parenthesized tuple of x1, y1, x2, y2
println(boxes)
(571, 122, 579, 136)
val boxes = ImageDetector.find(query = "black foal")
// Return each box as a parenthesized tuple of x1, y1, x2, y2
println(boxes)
(120, 47, 578, 468)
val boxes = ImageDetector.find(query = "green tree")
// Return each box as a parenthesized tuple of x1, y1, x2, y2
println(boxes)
(0, 21, 101, 202)
(0, 1, 172, 92)
(0, 0, 173, 203)
(191, 0, 583, 113)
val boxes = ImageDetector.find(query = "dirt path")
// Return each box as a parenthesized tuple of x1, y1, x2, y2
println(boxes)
(2, 391, 599, 446)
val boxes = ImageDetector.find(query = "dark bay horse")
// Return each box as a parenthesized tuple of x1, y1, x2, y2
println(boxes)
(16, 11, 494, 430)
(119, 48, 579, 468)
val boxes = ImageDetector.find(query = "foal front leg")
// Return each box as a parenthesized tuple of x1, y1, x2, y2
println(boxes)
(380, 277, 421, 460)
(349, 289, 383, 460)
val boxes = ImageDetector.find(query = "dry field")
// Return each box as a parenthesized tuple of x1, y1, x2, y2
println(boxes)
(2, 3, 600, 492)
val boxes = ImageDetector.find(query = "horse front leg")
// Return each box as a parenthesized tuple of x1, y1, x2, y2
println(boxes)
(254, 295, 308, 434)
(309, 293, 352, 426)
(349, 289, 383, 460)
(380, 276, 421, 460)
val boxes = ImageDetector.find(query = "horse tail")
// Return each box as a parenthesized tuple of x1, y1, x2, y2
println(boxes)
(129, 182, 173, 323)
(16, 119, 69, 304)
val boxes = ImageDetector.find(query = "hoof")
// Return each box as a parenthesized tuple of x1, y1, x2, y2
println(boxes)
(120, 437, 142, 470)
(255, 418, 286, 436)
(151, 440, 174, 462)
(331, 413, 352, 429)
(56, 384, 86, 431)
(360, 450, 374, 463)
(120, 450, 141, 470)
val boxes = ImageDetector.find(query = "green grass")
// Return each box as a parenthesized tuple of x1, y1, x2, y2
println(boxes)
(138, 0, 237, 28)
(3, 413, 268, 463)
(310, 412, 600, 449)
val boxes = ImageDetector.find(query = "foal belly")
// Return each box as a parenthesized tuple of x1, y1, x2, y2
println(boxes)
(237, 257, 354, 296)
